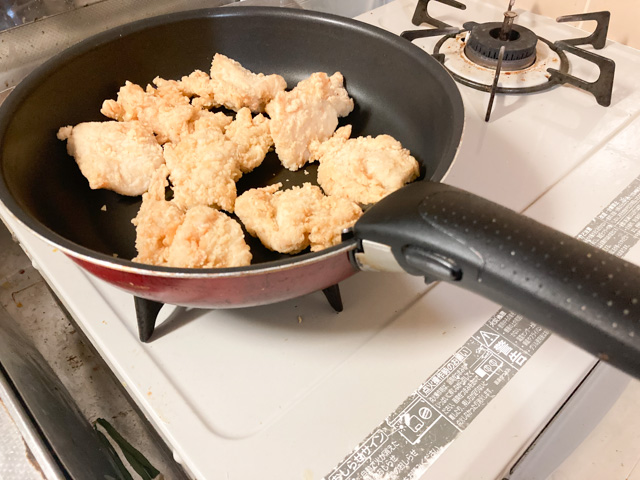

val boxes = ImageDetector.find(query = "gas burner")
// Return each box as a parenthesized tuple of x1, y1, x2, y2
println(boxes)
(433, 29, 567, 94)
(464, 21, 537, 70)
(132, 284, 344, 342)
(401, 0, 615, 121)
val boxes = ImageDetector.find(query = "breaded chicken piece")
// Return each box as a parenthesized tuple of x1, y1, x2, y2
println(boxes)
(150, 76, 190, 106)
(163, 127, 240, 212)
(131, 166, 185, 265)
(308, 194, 363, 252)
(101, 80, 200, 144)
(165, 205, 252, 268)
(235, 183, 362, 254)
(100, 81, 147, 122)
(311, 125, 420, 204)
(133, 56, 285, 113)
(131, 167, 251, 268)
(265, 72, 354, 171)
(187, 109, 234, 135)
(175, 70, 218, 109)
(235, 183, 315, 254)
(163, 107, 271, 212)
(224, 107, 272, 173)
(210, 53, 287, 113)
(57, 121, 164, 196)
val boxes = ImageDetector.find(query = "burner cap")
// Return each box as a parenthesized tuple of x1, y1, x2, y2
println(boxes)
(464, 22, 538, 70)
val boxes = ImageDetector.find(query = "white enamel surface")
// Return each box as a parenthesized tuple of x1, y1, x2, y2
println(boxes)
(2, 1, 640, 479)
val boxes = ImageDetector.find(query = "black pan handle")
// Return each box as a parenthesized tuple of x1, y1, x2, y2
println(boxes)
(353, 181, 640, 378)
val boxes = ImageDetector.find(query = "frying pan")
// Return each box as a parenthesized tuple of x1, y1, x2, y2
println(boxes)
(0, 7, 639, 378)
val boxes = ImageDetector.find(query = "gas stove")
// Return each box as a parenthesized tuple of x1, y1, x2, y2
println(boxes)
(1, 0, 640, 479)
(403, 0, 615, 118)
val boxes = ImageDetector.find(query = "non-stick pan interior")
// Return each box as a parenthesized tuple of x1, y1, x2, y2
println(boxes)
(0, 7, 463, 267)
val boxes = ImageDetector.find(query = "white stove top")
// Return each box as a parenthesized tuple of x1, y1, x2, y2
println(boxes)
(2, 1, 640, 479)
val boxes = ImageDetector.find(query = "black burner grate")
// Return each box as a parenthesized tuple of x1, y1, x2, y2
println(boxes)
(401, 0, 615, 120)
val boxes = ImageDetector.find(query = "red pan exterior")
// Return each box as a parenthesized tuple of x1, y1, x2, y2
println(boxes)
(69, 248, 357, 308)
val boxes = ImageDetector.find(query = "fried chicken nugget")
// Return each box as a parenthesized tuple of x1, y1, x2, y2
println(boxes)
(187, 109, 234, 135)
(132, 167, 251, 268)
(166, 205, 252, 268)
(176, 70, 218, 109)
(311, 126, 420, 204)
(56, 121, 165, 196)
(224, 107, 273, 173)
(101, 80, 200, 144)
(163, 107, 272, 212)
(210, 53, 287, 113)
(308, 194, 363, 252)
(235, 183, 362, 254)
(163, 127, 240, 212)
(171, 55, 286, 112)
(265, 72, 354, 171)
(131, 166, 185, 265)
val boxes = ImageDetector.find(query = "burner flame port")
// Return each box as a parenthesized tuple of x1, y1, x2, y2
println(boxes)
(491, 27, 519, 42)
(464, 22, 538, 70)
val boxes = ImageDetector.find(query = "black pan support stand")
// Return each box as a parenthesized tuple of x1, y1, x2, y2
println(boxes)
(402, 1, 615, 119)
(133, 284, 344, 342)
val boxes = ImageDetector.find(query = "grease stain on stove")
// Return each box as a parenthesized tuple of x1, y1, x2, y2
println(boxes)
(66, 355, 83, 370)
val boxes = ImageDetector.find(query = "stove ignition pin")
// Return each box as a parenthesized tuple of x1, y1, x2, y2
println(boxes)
(499, 10, 518, 41)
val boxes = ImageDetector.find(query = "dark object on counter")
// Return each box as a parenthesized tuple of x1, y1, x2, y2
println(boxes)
(0, 304, 126, 478)
(0, 7, 639, 378)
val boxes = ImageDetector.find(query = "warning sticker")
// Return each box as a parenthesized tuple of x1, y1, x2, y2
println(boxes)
(324, 175, 640, 480)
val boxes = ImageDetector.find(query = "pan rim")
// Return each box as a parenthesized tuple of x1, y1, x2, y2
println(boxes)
(0, 5, 464, 277)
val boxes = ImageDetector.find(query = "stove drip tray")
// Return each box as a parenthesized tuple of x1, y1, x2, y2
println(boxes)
(133, 284, 344, 342)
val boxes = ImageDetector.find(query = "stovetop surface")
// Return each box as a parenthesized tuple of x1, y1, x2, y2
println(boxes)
(2, 0, 640, 479)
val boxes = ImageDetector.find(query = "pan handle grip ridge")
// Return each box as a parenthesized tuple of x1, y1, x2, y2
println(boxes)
(353, 181, 640, 378)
